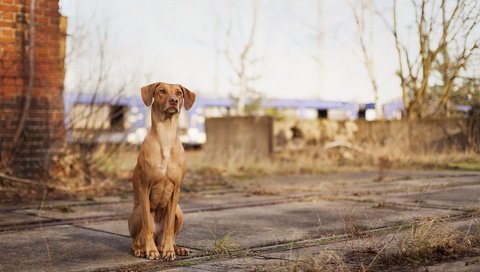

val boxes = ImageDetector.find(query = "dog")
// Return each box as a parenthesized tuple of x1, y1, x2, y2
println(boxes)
(128, 82, 196, 261)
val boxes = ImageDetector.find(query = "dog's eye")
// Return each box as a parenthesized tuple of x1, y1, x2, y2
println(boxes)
(159, 89, 166, 94)
(176, 91, 182, 96)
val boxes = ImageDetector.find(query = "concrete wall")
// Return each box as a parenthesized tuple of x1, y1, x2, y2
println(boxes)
(274, 118, 480, 153)
(204, 116, 273, 159)
(205, 117, 479, 159)
(0, 0, 66, 177)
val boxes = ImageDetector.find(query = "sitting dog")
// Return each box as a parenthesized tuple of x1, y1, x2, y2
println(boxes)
(128, 82, 196, 261)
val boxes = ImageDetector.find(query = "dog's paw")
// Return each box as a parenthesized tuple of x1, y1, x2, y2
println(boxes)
(160, 245, 176, 261)
(174, 245, 189, 256)
(146, 248, 160, 260)
(132, 248, 145, 258)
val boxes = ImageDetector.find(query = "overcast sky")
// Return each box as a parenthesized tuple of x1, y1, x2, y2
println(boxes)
(59, 0, 404, 103)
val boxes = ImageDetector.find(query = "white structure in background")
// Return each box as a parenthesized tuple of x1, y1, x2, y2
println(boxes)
(66, 93, 386, 146)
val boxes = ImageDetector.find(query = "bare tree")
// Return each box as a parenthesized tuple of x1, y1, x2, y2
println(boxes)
(349, 0, 382, 119)
(381, 0, 480, 119)
(222, 0, 261, 116)
(63, 16, 140, 184)
(312, 0, 324, 65)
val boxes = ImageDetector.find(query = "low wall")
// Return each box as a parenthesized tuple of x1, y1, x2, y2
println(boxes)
(274, 118, 480, 153)
(204, 116, 273, 159)
(204, 117, 479, 158)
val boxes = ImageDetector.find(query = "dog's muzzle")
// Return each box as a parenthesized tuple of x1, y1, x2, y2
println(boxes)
(165, 97, 179, 113)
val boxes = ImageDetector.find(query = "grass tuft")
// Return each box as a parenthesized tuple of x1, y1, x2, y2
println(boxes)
(55, 204, 74, 213)
(276, 250, 351, 272)
(211, 231, 240, 254)
(389, 217, 480, 264)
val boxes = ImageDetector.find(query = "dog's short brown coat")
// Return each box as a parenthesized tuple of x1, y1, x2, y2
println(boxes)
(128, 82, 195, 261)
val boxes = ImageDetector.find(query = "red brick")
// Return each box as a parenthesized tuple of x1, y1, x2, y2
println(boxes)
(1, 27, 15, 37)
(0, 35, 15, 42)
(1, 12, 15, 21)
(41, 8, 58, 17)
(49, 1, 58, 9)
(37, 0, 49, 8)
(0, 21, 15, 27)
(36, 16, 48, 25)
(49, 18, 59, 27)
(0, 4, 19, 12)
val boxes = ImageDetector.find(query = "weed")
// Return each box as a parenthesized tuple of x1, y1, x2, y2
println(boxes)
(341, 210, 371, 239)
(378, 217, 480, 266)
(447, 161, 480, 171)
(175, 260, 200, 267)
(375, 156, 392, 182)
(278, 250, 351, 272)
(56, 205, 74, 213)
(210, 231, 240, 254)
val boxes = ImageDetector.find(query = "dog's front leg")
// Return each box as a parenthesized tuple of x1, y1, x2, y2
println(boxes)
(159, 187, 180, 261)
(137, 187, 160, 260)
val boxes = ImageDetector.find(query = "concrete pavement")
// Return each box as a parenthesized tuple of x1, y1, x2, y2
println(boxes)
(0, 170, 479, 271)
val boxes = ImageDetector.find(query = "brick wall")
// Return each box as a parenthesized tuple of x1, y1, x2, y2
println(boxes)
(0, 0, 66, 178)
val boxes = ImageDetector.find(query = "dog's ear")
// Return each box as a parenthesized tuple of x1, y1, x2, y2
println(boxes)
(140, 83, 159, 106)
(180, 85, 196, 111)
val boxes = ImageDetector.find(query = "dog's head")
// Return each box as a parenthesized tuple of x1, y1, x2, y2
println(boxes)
(141, 82, 196, 115)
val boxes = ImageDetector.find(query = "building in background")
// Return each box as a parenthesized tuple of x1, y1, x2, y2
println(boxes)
(65, 94, 371, 147)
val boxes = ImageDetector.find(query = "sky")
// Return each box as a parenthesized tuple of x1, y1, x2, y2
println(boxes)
(59, 0, 403, 104)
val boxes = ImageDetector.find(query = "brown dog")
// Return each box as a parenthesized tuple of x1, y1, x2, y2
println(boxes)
(128, 82, 196, 261)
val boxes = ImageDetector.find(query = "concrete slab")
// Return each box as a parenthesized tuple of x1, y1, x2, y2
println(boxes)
(347, 174, 480, 195)
(1, 170, 478, 272)
(180, 192, 286, 209)
(0, 225, 146, 272)
(17, 202, 133, 220)
(168, 256, 280, 272)
(0, 196, 130, 212)
(0, 212, 45, 226)
(248, 171, 480, 193)
(390, 184, 480, 209)
(257, 218, 480, 272)
(420, 257, 480, 272)
(12, 192, 284, 222)
(79, 199, 460, 252)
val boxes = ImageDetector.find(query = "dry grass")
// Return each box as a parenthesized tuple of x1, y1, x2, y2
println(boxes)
(0, 143, 137, 203)
(278, 250, 352, 272)
(266, 217, 480, 272)
(381, 217, 480, 265)
(210, 231, 240, 254)
(343, 217, 480, 271)
(342, 215, 372, 239)
(186, 149, 370, 180)
(185, 146, 480, 181)
(2, 141, 478, 203)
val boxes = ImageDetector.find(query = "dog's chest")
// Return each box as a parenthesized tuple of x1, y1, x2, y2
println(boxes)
(150, 181, 175, 209)
(146, 157, 184, 209)
(141, 135, 184, 181)
(144, 155, 183, 182)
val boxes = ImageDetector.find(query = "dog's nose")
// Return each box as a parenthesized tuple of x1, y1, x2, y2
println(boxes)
(169, 97, 178, 104)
